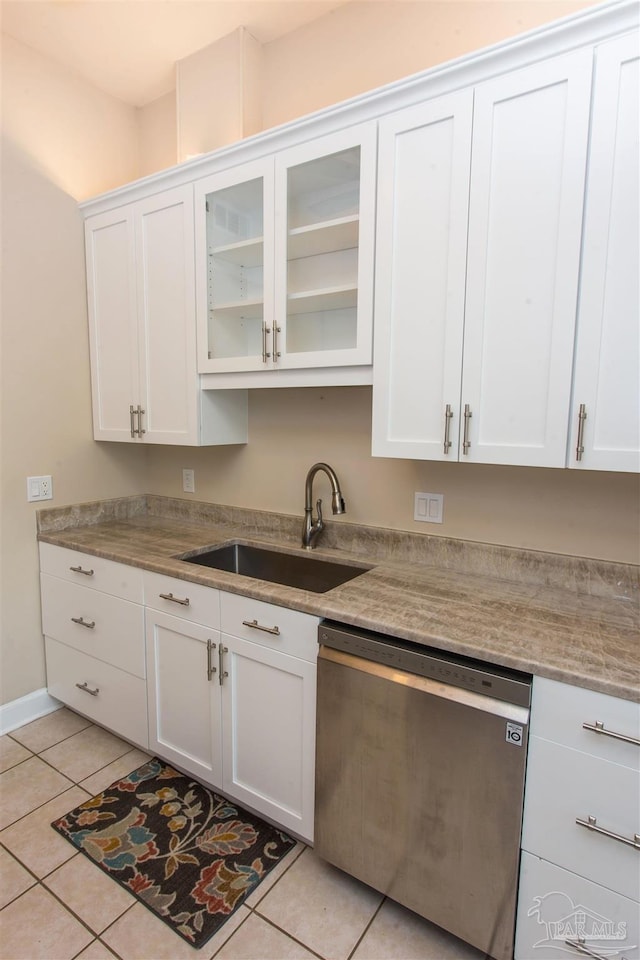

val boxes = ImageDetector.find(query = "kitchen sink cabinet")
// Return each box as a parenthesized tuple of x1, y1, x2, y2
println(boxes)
(195, 124, 376, 386)
(373, 49, 593, 467)
(85, 185, 247, 445)
(515, 676, 640, 960)
(144, 573, 317, 841)
(568, 32, 640, 473)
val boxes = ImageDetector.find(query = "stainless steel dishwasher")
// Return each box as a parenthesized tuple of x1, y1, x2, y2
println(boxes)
(314, 620, 532, 960)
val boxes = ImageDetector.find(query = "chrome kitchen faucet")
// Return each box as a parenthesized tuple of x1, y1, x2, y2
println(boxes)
(301, 463, 346, 550)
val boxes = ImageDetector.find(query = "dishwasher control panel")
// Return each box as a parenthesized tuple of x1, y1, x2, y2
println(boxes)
(319, 620, 532, 708)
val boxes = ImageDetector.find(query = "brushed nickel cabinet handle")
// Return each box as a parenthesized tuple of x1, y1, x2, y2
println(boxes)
(159, 592, 190, 606)
(71, 616, 95, 629)
(583, 720, 640, 748)
(565, 937, 630, 960)
(443, 404, 454, 454)
(69, 565, 94, 577)
(207, 639, 217, 681)
(462, 403, 472, 454)
(75, 681, 99, 697)
(575, 815, 640, 849)
(242, 618, 280, 636)
(130, 404, 137, 438)
(219, 645, 229, 686)
(136, 405, 146, 437)
(261, 322, 271, 363)
(576, 403, 587, 461)
(273, 325, 281, 361)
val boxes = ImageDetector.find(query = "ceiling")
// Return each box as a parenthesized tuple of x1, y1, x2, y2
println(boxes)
(0, 0, 353, 107)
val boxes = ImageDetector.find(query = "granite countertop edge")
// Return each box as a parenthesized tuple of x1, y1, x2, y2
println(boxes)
(37, 496, 640, 704)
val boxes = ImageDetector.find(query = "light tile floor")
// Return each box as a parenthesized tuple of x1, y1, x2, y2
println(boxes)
(0, 708, 484, 960)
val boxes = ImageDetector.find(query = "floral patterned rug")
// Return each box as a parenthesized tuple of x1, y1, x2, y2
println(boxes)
(51, 757, 296, 948)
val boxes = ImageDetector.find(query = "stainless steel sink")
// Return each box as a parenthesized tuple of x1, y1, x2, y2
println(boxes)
(178, 542, 372, 594)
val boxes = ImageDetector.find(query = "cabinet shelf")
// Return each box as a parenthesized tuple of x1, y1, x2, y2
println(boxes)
(288, 215, 359, 260)
(210, 297, 264, 319)
(209, 237, 264, 267)
(287, 285, 357, 316)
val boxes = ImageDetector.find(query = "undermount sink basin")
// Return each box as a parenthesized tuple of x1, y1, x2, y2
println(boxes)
(178, 541, 372, 594)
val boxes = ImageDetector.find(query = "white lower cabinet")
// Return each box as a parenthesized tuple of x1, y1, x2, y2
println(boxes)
(144, 575, 318, 842)
(516, 677, 640, 960)
(516, 853, 640, 960)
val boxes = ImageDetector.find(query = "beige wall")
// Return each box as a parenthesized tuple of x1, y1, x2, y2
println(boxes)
(1, 38, 148, 705)
(1, 1, 637, 711)
(146, 388, 640, 564)
(261, 0, 598, 128)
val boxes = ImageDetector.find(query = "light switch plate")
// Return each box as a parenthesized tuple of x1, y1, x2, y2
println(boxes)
(27, 475, 53, 502)
(182, 469, 195, 493)
(414, 492, 443, 524)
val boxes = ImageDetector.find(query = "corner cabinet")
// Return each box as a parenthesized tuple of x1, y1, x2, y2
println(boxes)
(568, 32, 640, 473)
(372, 49, 593, 467)
(195, 124, 377, 384)
(85, 185, 247, 445)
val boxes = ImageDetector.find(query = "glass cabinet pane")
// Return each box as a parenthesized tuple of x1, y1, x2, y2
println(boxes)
(285, 147, 361, 355)
(206, 177, 264, 361)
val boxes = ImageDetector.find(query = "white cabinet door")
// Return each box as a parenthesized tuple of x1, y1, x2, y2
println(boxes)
(136, 186, 199, 444)
(569, 32, 640, 473)
(462, 49, 593, 467)
(146, 609, 223, 786)
(274, 123, 377, 372)
(371, 91, 473, 459)
(221, 633, 316, 842)
(85, 205, 139, 442)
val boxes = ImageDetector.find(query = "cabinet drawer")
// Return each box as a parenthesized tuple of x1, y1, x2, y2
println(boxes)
(41, 574, 145, 678)
(516, 852, 639, 960)
(522, 735, 640, 900)
(143, 571, 220, 628)
(45, 637, 148, 749)
(531, 676, 640, 770)
(220, 593, 319, 662)
(39, 543, 144, 602)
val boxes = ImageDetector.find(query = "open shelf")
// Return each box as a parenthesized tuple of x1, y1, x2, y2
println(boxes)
(210, 237, 264, 267)
(210, 297, 264, 320)
(287, 285, 357, 316)
(288, 215, 359, 260)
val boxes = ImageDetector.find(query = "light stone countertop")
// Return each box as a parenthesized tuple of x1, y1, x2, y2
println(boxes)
(37, 496, 640, 703)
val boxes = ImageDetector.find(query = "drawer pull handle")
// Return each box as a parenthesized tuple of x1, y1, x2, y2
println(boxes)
(75, 682, 99, 697)
(70, 565, 94, 577)
(443, 404, 453, 454)
(566, 937, 630, 960)
(242, 619, 280, 636)
(576, 815, 640, 850)
(207, 639, 217, 682)
(71, 617, 96, 629)
(219, 645, 229, 686)
(159, 592, 190, 607)
(583, 720, 640, 748)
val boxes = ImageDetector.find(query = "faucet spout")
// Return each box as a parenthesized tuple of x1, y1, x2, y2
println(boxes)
(301, 463, 346, 550)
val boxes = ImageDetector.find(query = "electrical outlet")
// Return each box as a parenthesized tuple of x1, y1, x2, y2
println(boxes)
(414, 492, 443, 524)
(183, 469, 195, 494)
(27, 475, 53, 502)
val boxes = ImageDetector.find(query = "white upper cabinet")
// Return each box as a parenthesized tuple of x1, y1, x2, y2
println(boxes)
(195, 124, 376, 381)
(462, 50, 592, 467)
(569, 32, 640, 473)
(372, 92, 473, 460)
(373, 49, 594, 467)
(86, 185, 247, 445)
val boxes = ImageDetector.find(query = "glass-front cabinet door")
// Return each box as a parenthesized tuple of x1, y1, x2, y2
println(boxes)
(195, 158, 274, 372)
(274, 123, 376, 370)
(195, 123, 376, 376)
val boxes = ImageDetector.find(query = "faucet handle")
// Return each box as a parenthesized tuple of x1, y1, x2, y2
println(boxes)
(315, 498, 323, 528)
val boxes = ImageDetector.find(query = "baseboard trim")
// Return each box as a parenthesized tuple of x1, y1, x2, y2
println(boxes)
(0, 688, 62, 736)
